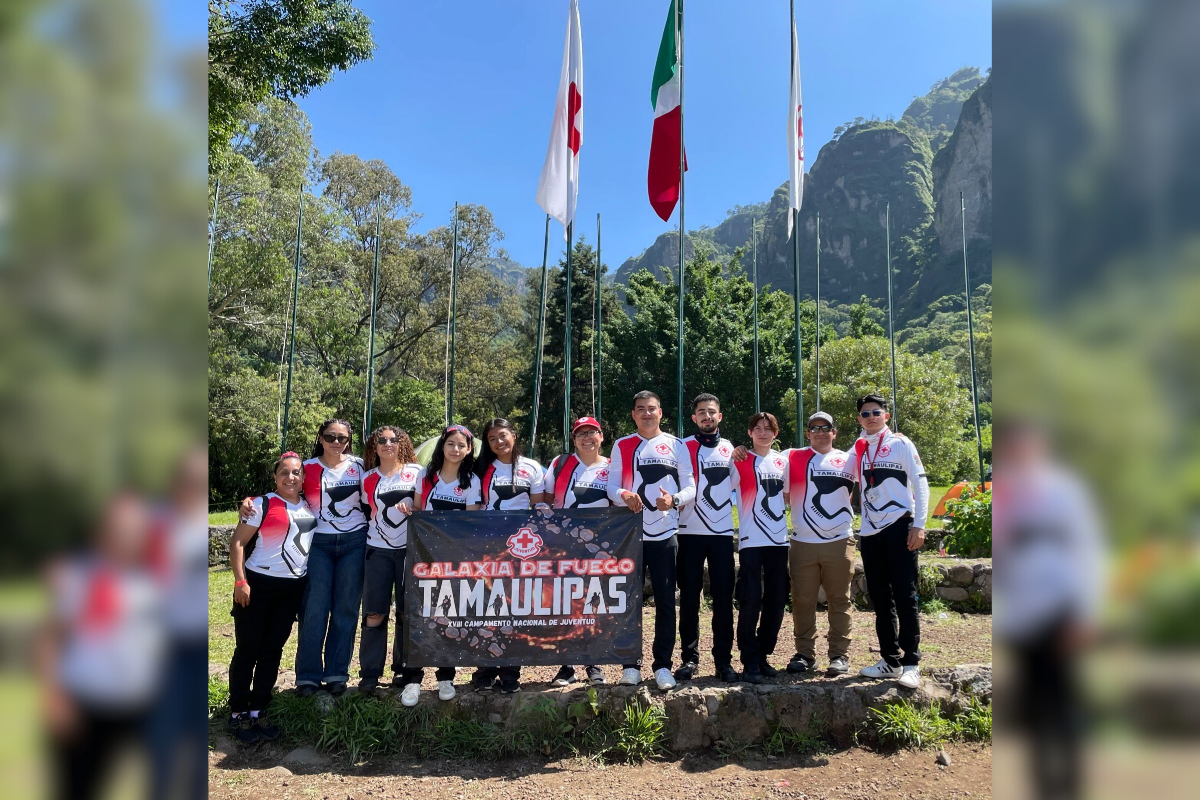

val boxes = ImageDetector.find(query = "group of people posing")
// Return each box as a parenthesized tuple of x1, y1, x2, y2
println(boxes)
(224, 390, 929, 747)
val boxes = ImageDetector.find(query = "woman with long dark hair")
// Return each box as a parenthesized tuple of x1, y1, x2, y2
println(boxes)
(470, 418, 547, 694)
(358, 427, 425, 699)
(406, 424, 482, 702)
(295, 418, 369, 696)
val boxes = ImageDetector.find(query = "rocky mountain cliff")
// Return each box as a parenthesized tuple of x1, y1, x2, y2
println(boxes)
(615, 68, 992, 327)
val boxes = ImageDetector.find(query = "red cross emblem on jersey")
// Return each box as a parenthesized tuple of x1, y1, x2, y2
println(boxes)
(597, 469, 609, 480)
(719, 445, 731, 456)
(507, 527, 543, 560)
(878, 443, 892, 458)
(347, 467, 358, 477)
(654, 443, 672, 456)
(453, 486, 464, 497)
(829, 456, 846, 469)
(517, 468, 529, 479)
(773, 457, 786, 470)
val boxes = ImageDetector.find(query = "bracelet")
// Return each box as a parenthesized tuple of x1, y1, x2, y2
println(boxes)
(234, 579, 248, 587)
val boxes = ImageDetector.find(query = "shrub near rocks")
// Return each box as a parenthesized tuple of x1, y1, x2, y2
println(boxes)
(942, 485, 992, 557)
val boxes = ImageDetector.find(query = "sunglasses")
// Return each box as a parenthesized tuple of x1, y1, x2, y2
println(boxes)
(807, 425, 834, 433)
(858, 409, 885, 418)
(376, 437, 400, 446)
(321, 433, 350, 444)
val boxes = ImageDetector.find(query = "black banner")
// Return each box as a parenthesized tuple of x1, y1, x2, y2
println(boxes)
(404, 508, 643, 667)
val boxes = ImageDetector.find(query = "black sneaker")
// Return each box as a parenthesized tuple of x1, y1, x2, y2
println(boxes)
(716, 664, 740, 682)
(230, 712, 260, 744)
(296, 684, 317, 698)
(359, 676, 379, 694)
(826, 656, 850, 676)
(326, 681, 347, 696)
(673, 661, 698, 681)
(586, 666, 606, 685)
(786, 653, 814, 673)
(500, 680, 521, 694)
(552, 666, 577, 686)
(740, 668, 765, 686)
(253, 712, 279, 741)
(759, 662, 780, 678)
(472, 677, 498, 693)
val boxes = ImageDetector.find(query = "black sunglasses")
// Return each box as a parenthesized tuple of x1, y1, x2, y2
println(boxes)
(807, 424, 834, 433)
(376, 437, 400, 446)
(322, 433, 350, 444)
(858, 409, 885, 418)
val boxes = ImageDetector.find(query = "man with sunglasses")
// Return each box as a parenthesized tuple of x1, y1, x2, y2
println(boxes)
(784, 411, 858, 677)
(852, 394, 929, 690)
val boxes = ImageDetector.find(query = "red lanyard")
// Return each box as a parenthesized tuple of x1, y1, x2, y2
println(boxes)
(862, 434, 886, 486)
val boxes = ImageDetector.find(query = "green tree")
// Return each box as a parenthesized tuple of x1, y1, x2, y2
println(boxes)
(782, 336, 973, 484)
(209, 0, 375, 173)
(847, 294, 886, 338)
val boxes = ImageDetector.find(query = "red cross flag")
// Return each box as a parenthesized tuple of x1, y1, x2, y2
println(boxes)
(535, 0, 583, 236)
(787, 0, 804, 239)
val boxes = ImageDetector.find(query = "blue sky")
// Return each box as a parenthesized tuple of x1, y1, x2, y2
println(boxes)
(195, 1, 991, 270)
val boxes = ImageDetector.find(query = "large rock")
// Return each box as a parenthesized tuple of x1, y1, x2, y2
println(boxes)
(947, 564, 976, 586)
(936, 586, 970, 602)
(209, 526, 234, 567)
(282, 745, 331, 769)
(932, 77, 992, 258)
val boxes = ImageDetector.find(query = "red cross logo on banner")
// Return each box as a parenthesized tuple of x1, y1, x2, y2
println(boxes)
(507, 527, 543, 560)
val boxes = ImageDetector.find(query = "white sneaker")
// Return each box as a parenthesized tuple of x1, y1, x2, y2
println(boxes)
(619, 667, 641, 685)
(438, 680, 456, 701)
(897, 665, 921, 689)
(859, 658, 902, 679)
(655, 668, 677, 691)
(400, 683, 421, 707)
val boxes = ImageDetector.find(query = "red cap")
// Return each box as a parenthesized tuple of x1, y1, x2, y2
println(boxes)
(572, 416, 602, 434)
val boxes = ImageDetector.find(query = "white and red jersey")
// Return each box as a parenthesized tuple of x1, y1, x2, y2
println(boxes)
(678, 435, 735, 536)
(363, 463, 423, 549)
(244, 493, 318, 578)
(730, 449, 790, 549)
(53, 558, 165, 710)
(302, 456, 367, 534)
(853, 428, 930, 535)
(415, 468, 482, 511)
(787, 447, 858, 543)
(546, 454, 611, 509)
(607, 431, 697, 540)
(479, 456, 546, 510)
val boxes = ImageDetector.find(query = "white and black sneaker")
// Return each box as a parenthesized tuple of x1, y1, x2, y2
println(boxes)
(586, 666, 606, 685)
(859, 658, 902, 680)
(552, 666, 577, 687)
(897, 665, 921, 689)
(825, 656, 850, 677)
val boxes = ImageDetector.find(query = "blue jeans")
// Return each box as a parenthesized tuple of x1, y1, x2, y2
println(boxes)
(296, 527, 367, 686)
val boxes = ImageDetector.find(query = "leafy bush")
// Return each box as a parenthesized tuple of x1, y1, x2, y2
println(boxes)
(942, 485, 992, 557)
(762, 719, 831, 758)
(955, 697, 992, 742)
(208, 677, 229, 719)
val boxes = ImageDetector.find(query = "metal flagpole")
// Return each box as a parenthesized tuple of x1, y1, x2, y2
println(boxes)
(596, 212, 603, 427)
(530, 215, 551, 455)
(962, 193, 986, 486)
(886, 202, 898, 427)
(206, 178, 220, 297)
(280, 184, 305, 452)
(752, 217, 760, 413)
(676, 0, 686, 435)
(564, 223, 574, 451)
(448, 203, 459, 424)
(815, 211, 822, 410)
(364, 192, 382, 435)
(792, 208, 804, 446)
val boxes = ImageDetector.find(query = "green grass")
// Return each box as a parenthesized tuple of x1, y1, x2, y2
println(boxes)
(209, 510, 240, 526)
(870, 697, 992, 750)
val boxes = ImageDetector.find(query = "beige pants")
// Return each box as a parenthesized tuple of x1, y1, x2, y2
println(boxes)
(789, 537, 855, 660)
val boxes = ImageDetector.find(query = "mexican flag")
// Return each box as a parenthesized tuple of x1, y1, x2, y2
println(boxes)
(647, 0, 687, 222)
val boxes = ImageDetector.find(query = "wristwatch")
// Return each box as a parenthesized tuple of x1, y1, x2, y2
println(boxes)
(670, 494, 680, 510)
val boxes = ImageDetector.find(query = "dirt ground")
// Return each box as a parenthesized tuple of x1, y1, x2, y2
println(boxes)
(209, 570, 991, 690)
(209, 743, 992, 799)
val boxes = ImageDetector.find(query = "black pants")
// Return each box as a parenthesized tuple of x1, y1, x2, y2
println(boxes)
(229, 570, 306, 712)
(51, 707, 143, 800)
(734, 545, 790, 668)
(624, 534, 678, 673)
(860, 514, 921, 667)
(677, 533, 735, 668)
(361, 545, 454, 683)
(1008, 620, 1083, 800)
